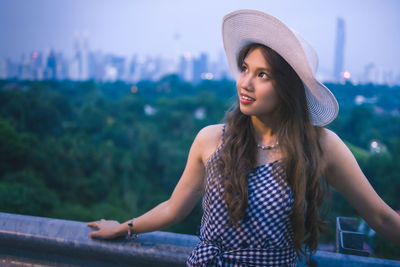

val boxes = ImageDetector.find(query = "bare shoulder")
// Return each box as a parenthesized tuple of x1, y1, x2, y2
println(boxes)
(197, 123, 225, 140)
(319, 127, 354, 154)
(319, 127, 341, 150)
(318, 127, 357, 178)
(195, 124, 225, 166)
(318, 127, 346, 169)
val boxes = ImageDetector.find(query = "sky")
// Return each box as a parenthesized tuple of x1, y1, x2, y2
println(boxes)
(1, 0, 399, 79)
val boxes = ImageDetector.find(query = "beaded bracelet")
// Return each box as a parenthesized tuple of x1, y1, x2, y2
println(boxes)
(127, 218, 139, 239)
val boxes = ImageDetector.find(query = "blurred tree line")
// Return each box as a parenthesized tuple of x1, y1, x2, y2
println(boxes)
(0, 76, 398, 259)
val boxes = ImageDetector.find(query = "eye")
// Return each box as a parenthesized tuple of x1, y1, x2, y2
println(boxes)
(259, 72, 269, 80)
(240, 64, 247, 72)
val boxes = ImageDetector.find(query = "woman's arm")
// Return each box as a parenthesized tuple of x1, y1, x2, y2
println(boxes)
(88, 200, 173, 239)
(87, 124, 223, 239)
(321, 128, 400, 245)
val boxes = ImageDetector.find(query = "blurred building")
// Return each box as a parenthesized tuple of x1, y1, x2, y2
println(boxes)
(213, 49, 232, 80)
(0, 58, 7, 79)
(103, 54, 126, 82)
(362, 63, 395, 85)
(192, 52, 208, 83)
(333, 17, 345, 82)
(44, 50, 57, 80)
(6, 59, 18, 79)
(0, 38, 325, 83)
(178, 52, 193, 82)
(69, 32, 90, 81)
(31, 51, 44, 80)
(19, 53, 34, 80)
(88, 51, 105, 81)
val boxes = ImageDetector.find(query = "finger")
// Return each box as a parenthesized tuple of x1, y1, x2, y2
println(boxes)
(89, 230, 101, 238)
(87, 222, 99, 227)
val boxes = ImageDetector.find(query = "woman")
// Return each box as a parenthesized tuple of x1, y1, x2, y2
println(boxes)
(88, 10, 400, 266)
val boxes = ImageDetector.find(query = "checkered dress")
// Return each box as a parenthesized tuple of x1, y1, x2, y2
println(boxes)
(186, 124, 297, 266)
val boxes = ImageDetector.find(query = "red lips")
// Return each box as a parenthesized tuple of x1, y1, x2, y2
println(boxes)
(239, 93, 255, 104)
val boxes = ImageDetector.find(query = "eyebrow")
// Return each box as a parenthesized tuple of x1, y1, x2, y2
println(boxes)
(242, 60, 271, 73)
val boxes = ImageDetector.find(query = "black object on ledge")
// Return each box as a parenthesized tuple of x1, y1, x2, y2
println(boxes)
(336, 216, 370, 256)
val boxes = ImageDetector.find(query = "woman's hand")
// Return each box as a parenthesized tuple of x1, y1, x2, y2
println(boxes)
(87, 219, 123, 239)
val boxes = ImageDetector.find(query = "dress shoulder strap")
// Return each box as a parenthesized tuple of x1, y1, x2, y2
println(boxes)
(221, 123, 226, 146)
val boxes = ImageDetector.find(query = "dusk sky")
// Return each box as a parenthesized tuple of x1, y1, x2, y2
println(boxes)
(1, 0, 399, 79)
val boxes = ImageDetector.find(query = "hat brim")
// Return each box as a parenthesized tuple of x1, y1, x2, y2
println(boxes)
(222, 9, 339, 126)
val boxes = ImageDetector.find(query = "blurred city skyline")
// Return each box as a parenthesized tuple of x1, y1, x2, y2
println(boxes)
(1, 0, 400, 83)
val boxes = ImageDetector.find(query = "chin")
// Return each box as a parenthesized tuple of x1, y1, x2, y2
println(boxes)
(240, 105, 276, 119)
(239, 105, 255, 116)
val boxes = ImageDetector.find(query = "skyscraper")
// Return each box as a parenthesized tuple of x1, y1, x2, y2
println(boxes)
(178, 52, 192, 82)
(70, 32, 89, 81)
(0, 59, 6, 79)
(192, 52, 208, 83)
(81, 33, 89, 80)
(31, 51, 44, 80)
(333, 17, 345, 81)
(45, 50, 57, 80)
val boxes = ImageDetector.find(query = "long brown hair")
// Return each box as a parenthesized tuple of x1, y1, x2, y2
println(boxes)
(218, 43, 330, 257)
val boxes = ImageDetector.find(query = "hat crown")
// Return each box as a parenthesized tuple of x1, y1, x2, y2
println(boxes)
(291, 29, 319, 75)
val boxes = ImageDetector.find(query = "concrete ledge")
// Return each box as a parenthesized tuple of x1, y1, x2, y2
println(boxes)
(0, 212, 399, 266)
(310, 250, 399, 267)
(0, 212, 198, 266)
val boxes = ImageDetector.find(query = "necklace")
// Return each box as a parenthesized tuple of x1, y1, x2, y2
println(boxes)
(257, 141, 279, 150)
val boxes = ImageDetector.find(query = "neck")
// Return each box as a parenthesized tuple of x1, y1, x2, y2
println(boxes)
(251, 115, 280, 144)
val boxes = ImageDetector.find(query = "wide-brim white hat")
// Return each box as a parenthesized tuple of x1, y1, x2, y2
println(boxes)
(222, 9, 339, 126)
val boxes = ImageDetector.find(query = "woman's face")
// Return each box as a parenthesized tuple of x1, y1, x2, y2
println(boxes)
(236, 48, 280, 120)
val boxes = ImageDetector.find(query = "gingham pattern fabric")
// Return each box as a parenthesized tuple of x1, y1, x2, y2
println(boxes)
(186, 124, 297, 266)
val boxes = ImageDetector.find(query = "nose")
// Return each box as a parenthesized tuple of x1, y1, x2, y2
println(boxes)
(238, 72, 254, 92)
